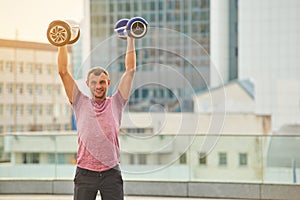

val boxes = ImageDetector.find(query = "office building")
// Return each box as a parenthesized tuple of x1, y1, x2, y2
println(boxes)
(0, 39, 73, 133)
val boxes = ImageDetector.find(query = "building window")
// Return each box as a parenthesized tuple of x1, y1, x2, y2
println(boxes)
(192, 0, 200, 7)
(6, 61, 13, 73)
(26, 63, 33, 74)
(35, 64, 43, 74)
(174, 0, 181, 9)
(167, 1, 174, 9)
(46, 85, 52, 95)
(142, 88, 149, 98)
(109, 3, 114, 12)
(54, 85, 61, 95)
(201, 0, 209, 9)
(199, 152, 207, 165)
(142, 2, 148, 10)
(218, 152, 227, 166)
(57, 153, 66, 164)
(168, 89, 174, 98)
(6, 104, 13, 116)
(45, 64, 53, 75)
(26, 84, 33, 95)
(48, 153, 55, 164)
(159, 88, 164, 98)
(17, 62, 24, 74)
(36, 105, 43, 116)
(17, 84, 23, 95)
(64, 124, 70, 130)
(138, 154, 147, 165)
(201, 11, 209, 21)
(54, 124, 60, 131)
(32, 153, 40, 163)
(179, 152, 187, 164)
(166, 12, 173, 21)
(45, 124, 52, 131)
(46, 104, 52, 115)
(6, 83, 14, 94)
(123, 127, 153, 136)
(125, 2, 131, 10)
(26, 104, 33, 115)
(22, 153, 40, 164)
(134, 89, 139, 98)
(117, 62, 125, 72)
(16, 105, 24, 116)
(36, 84, 43, 95)
(129, 154, 135, 164)
(158, 1, 163, 10)
(239, 153, 248, 167)
(192, 11, 200, 21)
(153, 88, 157, 98)
(200, 23, 209, 34)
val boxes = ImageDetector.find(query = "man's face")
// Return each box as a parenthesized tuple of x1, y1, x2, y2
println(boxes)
(86, 72, 110, 101)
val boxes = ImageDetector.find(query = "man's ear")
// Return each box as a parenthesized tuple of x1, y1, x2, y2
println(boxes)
(86, 80, 89, 86)
(108, 79, 111, 86)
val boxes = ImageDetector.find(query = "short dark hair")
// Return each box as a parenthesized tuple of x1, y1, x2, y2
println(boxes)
(87, 66, 109, 81)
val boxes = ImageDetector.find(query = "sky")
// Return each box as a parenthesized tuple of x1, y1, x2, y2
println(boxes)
(0, 0, 84, 43)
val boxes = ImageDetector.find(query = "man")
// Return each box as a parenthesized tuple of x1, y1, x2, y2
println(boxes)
(57, 37, 136, 200)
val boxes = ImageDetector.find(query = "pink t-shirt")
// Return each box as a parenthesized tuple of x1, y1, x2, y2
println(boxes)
(72, 89, 127, 172)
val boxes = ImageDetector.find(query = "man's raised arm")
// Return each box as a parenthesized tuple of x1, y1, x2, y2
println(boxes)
(58, 46, 78, 104)
(118, 37, 136, 100)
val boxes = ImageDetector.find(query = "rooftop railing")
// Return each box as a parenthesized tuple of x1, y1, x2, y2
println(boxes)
(0, 133, 299, 184)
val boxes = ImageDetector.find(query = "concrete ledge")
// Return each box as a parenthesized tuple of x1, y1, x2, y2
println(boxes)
(188, 182, 260, 199)
(124, 181, 187, 197)
(0, 180, 53, 194)
(1, 179, 300, 200)
(261, 184, 300, 200)
(52, 180, 73, 194)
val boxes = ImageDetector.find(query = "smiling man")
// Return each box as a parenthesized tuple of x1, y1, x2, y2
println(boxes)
(86, 67, 111, 101)
(57, 37, 136, 200)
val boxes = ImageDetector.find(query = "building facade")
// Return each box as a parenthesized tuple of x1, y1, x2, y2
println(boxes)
(0, 39, 73, 133)
(209, 0, 238, 88)
(238, 0, 300, 130)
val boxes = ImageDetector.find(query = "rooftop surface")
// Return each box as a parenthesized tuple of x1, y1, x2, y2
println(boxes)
(0, 195, 245, 200)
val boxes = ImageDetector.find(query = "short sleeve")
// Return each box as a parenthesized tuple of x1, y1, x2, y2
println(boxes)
(113, 90, 128, 108)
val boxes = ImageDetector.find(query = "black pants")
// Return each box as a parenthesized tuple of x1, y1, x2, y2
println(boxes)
(73, 165, 124, 200)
